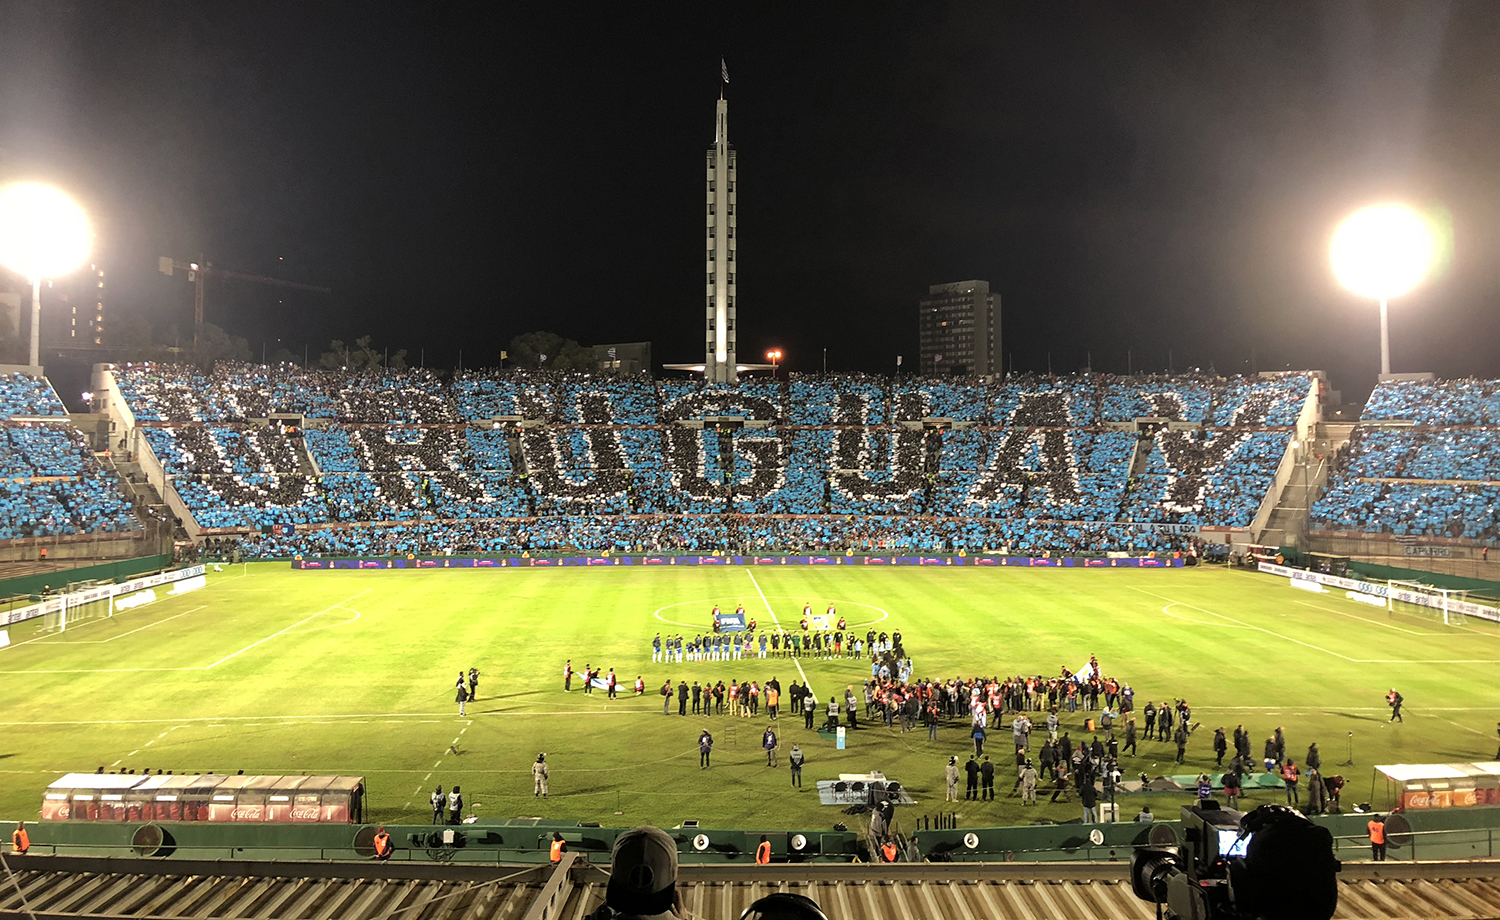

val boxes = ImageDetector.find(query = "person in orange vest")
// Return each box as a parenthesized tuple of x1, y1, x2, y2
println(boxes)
(10, 821, 29, 855)
(880, 839, 899, 862)
(1367, 815, 1386, 860)
(755, 835, 771, 865)
(1281, 759, 1301, 806)
(372, 826, 392, 860)
(549, 832, 567, 864)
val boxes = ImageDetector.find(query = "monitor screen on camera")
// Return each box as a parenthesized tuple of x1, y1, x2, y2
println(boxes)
(1218, 829, 1252, 857)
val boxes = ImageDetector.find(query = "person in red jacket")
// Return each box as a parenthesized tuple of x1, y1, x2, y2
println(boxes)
(1282, 759, 1301, 805)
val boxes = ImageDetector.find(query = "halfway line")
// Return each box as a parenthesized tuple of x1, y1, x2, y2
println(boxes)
(746, 569, 813, 696)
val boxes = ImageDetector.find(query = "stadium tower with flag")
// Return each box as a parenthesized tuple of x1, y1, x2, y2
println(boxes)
(667, 60, 772, 382)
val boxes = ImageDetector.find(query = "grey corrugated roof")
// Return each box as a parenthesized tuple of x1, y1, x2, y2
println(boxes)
(2, 855, 1497, 920)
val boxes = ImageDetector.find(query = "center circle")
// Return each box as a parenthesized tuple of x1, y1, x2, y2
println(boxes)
(652, 596, 891, 631)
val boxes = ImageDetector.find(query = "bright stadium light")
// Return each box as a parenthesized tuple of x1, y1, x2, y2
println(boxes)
(0, 183, 92, 368)
(1330, 203, 1436, 376)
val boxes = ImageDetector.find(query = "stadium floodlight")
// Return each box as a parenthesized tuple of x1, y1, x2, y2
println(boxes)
(1330, 203, 1436, 376)
(0, 183, 93, 368)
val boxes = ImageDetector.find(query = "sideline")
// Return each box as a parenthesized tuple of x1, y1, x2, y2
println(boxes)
(0, 590, 372, 674)
(1133, 586, 1494, 664)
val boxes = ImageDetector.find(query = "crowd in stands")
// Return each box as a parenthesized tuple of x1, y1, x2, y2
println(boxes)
(0, 420, 141, 540)
(1309, 379, 1500, 541)
(0, 373, 67, 419)
(1362, 377, 1500, 426)
(106, 363, 1318, 557)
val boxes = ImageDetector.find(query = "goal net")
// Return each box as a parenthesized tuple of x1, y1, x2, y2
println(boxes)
(1387, 579, 1466, 625)
(36, 580, 115, 634)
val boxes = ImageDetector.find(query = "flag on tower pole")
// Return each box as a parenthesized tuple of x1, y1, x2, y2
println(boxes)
(722, 58, 730, 83)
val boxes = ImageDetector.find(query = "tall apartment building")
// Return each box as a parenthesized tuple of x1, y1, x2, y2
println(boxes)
(917, 280, 1000, 377)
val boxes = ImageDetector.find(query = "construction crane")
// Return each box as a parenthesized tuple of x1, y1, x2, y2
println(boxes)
(158, 256, 332, 344)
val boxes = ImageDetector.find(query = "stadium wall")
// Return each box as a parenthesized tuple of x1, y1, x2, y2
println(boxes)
(0, 530, 155, 565)
(5, 806, 1497, 863)
(288, 553, 1189, 569)
(0, 553, 171, 601)
(1306, 530, 1500, 585)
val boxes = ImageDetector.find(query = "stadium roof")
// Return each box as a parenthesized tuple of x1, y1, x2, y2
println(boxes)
(3, 853, 1498, 920)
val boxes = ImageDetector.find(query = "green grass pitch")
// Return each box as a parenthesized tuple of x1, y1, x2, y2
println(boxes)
(1, 563, 1496, 829)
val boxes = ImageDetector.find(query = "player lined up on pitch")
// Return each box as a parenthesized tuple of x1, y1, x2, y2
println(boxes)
(649, 603, 903, 662)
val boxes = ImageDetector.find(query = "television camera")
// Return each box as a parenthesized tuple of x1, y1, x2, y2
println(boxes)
(1130, 802, 1339, 920)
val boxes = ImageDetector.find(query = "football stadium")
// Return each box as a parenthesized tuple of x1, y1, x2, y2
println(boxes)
(6, 8, 1500, 918)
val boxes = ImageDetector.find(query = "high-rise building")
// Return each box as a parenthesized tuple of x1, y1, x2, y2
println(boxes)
(918, 280, 1000, 377)
(36, 263, 106, 347)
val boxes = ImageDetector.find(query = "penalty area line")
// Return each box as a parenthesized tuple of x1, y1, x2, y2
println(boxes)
(202, 589, 373, 669)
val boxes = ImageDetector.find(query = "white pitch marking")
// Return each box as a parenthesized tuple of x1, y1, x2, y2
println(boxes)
(203, 589, 372, 669)
(1293, 600, 1433, 636)
(96, 606, 209, 642)
(1142, 588, 1494, 664)
(746, 570, 812, 695)
(652, 595, 890, 631)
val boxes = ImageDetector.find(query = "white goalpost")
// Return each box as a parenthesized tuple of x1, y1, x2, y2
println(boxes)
(36, 580, 116, 635)
(1387, 579, 1466, 626)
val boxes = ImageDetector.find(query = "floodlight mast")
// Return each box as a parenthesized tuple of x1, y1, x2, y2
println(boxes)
(0, 183, 93, 368)
(1330, 203, 1436, 377)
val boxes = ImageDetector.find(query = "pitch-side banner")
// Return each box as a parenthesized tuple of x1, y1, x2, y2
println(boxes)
(0, 565, 207, 628)
(1257, 562, 1500, 624)
(292, 555, 1185, 569)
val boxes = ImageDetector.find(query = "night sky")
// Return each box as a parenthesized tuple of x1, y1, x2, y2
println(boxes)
(3, 2, 1499, 402)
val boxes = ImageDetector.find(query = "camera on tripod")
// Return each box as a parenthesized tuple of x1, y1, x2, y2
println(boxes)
(1130, 802, 1340, 920)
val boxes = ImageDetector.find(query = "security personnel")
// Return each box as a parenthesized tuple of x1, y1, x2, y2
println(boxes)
(979, 756, 995, 800)
(755, 835, 772, 865)
(1368, 815, 1386, 861)
(10, 821, 29, 855)
(430, 786, 444, 824)
(1282, 759, 1301, 805)
(372, 826, 393, 859)
(549, 832, 567, 863)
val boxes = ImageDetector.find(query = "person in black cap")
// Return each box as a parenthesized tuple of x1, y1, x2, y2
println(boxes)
(739, 892, 828, 920)
(585, 825, 684, 919)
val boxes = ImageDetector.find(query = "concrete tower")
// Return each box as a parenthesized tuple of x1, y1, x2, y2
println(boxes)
(704, 90, 737, 382)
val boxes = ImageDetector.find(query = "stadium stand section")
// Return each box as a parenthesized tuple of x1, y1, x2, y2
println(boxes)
(107, 363, 1317, 558)
(1311, 378, 1500, 541)
(0, 373, 143, 542)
